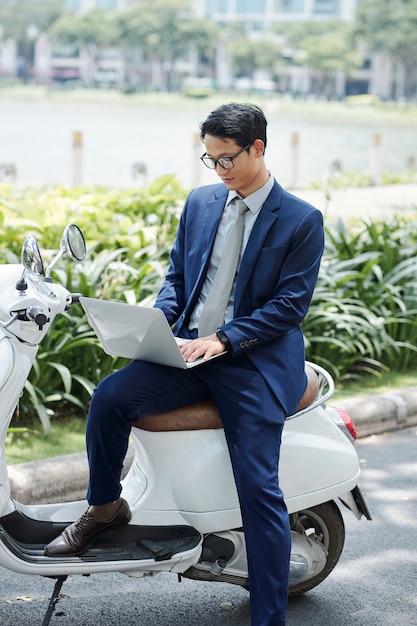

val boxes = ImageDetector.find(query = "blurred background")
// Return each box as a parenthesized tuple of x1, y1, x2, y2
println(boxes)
(0, 0, 416, 188)
(1, 1, 417, 431)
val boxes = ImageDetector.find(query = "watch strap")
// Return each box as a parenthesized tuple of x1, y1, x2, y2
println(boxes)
(215, 329, 230, 350)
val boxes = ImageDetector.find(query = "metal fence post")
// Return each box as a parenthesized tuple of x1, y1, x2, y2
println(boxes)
(371, 133, 382, 186)
(72, 131, 83, 187)
(290, 131, 299, 189)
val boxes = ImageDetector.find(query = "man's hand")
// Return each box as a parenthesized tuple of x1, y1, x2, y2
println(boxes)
(179, 334, 226, 363)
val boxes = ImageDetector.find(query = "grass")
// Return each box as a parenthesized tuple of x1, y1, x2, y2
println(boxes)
(6, 417, 87, 466)
(333, 369, 417, 400)
(5, 369, 416, 465)
(2, 85, 417, 126)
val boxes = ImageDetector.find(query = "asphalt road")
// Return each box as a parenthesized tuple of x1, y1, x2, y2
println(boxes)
(1, 427, 416, 626)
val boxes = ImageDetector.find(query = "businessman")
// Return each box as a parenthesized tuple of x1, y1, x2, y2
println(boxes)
(46, 102, 324, 626)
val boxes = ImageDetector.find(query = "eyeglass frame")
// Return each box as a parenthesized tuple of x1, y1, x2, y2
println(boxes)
(200, 143, 252, 170)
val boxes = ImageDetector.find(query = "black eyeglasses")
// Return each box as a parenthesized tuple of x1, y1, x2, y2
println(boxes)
(200, 144, 252, 170)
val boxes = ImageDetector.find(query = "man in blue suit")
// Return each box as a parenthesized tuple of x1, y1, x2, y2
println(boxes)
(46, 103, 324, 625)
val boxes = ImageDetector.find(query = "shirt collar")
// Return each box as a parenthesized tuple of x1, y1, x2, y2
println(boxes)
(226, 174, 274, 215)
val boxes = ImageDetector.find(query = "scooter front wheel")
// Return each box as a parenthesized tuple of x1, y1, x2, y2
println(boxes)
(289, 500, 345, 596)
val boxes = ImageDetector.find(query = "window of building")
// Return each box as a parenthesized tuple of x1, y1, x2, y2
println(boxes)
(250, 21, 266, 30)
(96, 0, 118, 10)
(313, 0, 340, 14)
(205, 0, 229, 16)
(274, 0, 305, 12)
(52, 43, 80, 58)
(236, 0, 266, 13)
(64, 0, 119, 11)
(64, 0, 81, 12)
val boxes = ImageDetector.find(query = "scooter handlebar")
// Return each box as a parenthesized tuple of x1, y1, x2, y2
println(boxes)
(26, 305, 48, 328)
(70, 293, 82, 305)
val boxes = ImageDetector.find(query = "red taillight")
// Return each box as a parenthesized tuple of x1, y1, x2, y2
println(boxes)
(332, 406, 357, 440)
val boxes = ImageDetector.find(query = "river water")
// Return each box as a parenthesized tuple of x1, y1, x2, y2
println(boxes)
(1, 92, 416, 189)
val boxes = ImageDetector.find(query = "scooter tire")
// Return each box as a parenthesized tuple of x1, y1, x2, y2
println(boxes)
(289, 500, 345, 597)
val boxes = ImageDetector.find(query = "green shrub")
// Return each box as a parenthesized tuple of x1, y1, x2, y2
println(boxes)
(1, 179, 416, 429)
(0, 177, 184, 430)
(304, 217, 417, 381)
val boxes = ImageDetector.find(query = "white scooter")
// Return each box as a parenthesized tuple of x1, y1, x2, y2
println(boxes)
(0, 225, 371, 626)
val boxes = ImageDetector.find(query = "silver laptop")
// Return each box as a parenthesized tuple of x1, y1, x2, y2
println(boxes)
(80, 297, 223, 369)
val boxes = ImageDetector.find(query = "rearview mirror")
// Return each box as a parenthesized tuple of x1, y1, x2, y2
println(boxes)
(61, 224, 86, 262)
(45, 224, 86, 278)
(21, 234, 45, 277)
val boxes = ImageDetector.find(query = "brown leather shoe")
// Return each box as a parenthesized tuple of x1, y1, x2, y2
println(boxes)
(44, 498, 131, 557)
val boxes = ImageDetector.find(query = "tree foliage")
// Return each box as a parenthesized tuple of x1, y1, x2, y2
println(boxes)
(354, 0, 417, 98)
(48, 8, 120, 47)
(0, 0, 63, 40)
(2, 0, 417, 97)
(0, 0, 64, 78)
(227, 31, 284, 80)
(273, 20, 363, 96)
(116, 0, 217, 90)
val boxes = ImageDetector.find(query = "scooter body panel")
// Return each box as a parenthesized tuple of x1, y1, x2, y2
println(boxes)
(0, 335, 37, 515)
(121, 402, 361, 533)
(281, 404, 361, 513)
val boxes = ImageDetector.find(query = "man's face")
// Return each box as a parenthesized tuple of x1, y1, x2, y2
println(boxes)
(203, 135, 266, 198)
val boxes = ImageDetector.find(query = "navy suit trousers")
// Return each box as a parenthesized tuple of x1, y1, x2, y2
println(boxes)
(86, 356, 290, 626)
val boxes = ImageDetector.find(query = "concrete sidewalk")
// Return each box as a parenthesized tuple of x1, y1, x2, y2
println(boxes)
(8, 385, 417, 506)
(295, 183, 417, 220)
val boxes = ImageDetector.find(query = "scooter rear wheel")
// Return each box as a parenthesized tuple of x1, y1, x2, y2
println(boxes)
(289, 500, 345, 596)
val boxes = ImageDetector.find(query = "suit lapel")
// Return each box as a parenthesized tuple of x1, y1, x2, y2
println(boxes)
(200, 192, 227, 264)
(184, 188, 228, 314)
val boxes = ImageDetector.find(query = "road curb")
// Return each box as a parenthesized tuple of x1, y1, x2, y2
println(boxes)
(8, 386, 417, 505)
(335, 386, 417, 438)
(9, 448, 135, 506)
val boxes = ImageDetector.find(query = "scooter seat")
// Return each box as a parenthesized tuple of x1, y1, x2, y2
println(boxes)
(133, 365, 319, 432)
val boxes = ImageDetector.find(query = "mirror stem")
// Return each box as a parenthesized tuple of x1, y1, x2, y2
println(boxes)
(45, 249, 65, 279)
(15, 270, 28, 293)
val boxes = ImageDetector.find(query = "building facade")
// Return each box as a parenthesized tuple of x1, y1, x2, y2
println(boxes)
(192, 0, 403, 99)
(194, 0, 357, 24)
(0, 0, 407, 99)
(64, 0, 129, 13)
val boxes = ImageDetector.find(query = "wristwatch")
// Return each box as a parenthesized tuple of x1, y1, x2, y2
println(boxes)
(215, 329, 231, 351)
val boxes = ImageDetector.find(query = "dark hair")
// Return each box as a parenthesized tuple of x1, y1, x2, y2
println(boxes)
(200, 102, 267, 151)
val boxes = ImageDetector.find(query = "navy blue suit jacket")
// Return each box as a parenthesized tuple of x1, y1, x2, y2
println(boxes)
(154, 179, 324, 415)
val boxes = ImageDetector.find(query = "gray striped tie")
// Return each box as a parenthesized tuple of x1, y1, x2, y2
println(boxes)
(198, 198, 248, 337)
